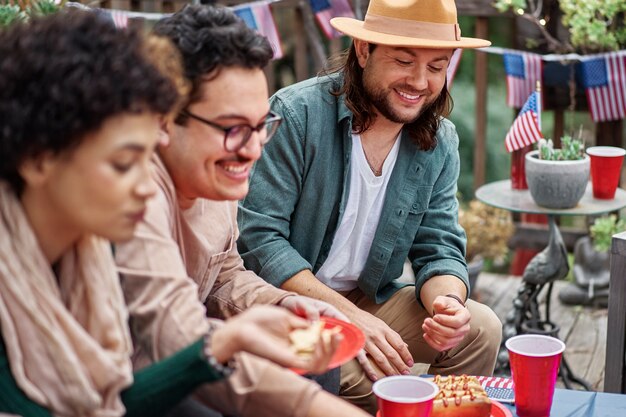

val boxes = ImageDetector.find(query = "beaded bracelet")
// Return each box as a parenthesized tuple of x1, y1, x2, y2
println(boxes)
(203, 325, 236, 377)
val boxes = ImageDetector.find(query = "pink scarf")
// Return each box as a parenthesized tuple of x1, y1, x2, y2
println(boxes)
(0, 183, 133, 417)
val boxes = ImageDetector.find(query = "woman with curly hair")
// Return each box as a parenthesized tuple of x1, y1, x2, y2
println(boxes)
(0, 9, 338, 417)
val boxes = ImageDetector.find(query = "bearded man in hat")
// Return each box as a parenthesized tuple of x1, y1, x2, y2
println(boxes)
(237, 0, 502, 412)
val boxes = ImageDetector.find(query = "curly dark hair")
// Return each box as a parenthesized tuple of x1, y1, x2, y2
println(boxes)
(0, 9, 184, 194)
(328, 43, 453, 151)
(153, 4, 273, 123)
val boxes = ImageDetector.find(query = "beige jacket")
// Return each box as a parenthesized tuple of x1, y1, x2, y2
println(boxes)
(115, 156, 319, 417)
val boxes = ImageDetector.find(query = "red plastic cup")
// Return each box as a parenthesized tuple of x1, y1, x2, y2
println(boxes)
(372, 376, 438, 417)
(511, 145, 532, 190)
(506, 335, 565, 417)
(586, 146, 626, 199)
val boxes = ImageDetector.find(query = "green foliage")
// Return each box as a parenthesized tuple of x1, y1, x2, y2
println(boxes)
(0, 0, 63, 27)
(560, 0, 626, 53)
(590, 215, 626, 252)
(537, 136, 585, 160)
(27, 0, 63, 18)
(493, 0, 626, 53)
(493, 0, 527, 14)
(0, 4, 25, 26)
(451, 78, 512, 200)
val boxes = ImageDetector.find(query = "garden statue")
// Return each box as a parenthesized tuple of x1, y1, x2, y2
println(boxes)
(522, 216, 569, 286)
(559, 215, 626, 307)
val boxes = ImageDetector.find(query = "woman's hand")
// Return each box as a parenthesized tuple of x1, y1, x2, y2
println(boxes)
(208, 305, 342, 374)
(279, 295, 349, 322)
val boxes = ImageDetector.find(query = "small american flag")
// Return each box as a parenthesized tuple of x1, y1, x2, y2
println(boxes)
(309, 0, 354, 40)
(234, 1, 283, 59)
(110, 10, 128, 29)
(580, 51, 626, 122)
(476, 376, 514, 389)
(446, 49, 463, 89)
(504, 52, 543, 109)
(505, 91, 543, 153)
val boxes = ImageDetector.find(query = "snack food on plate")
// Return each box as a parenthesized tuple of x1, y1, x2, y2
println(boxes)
(289, 321, 341, 357)
(428, 374, 491, 417)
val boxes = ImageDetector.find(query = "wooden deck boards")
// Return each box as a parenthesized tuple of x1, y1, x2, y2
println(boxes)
(473, 273, 607, 391)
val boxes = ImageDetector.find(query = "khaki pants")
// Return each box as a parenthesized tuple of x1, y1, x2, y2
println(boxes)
(339, 286, 502, 415)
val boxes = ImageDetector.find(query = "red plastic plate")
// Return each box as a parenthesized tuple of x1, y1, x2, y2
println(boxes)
(291, 316, 365, 375)
(490, 399, 513, 417)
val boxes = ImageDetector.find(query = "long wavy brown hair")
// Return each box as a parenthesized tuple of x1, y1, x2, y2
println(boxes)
(325, 43, 453, 151)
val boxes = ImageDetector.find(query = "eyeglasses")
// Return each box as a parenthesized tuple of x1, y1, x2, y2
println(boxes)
(181, 109, 282, 152)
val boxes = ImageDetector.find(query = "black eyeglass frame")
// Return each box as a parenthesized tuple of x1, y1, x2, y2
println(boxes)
(181, 109, 282, 152)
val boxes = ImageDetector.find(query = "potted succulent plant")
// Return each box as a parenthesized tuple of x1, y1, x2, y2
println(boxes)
(459, 200, 515, 297)
(525, 135, 589, 209)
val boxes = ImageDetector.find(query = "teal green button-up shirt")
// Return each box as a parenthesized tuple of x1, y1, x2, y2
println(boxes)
(238, 73, 468, 304)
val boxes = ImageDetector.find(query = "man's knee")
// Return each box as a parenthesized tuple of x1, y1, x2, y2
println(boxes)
(466, 300, 503, 348)
(339, 359, 377, 415)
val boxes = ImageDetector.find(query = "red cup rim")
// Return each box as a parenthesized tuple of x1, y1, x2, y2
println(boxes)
(586, 146, 626, 157)
(372, 376, 439, 404)
(505, 334, 565, 357)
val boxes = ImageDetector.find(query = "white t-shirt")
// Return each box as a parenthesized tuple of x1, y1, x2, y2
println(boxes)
(315, 133, 401, 291)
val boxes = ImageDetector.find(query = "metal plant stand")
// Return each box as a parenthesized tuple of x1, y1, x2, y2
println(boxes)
(476, 180, 626, 390)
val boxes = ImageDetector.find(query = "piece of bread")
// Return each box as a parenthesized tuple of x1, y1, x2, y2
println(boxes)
(289, 321, 341, 357)
(289, 321, 324, 356)
(428, 375, 491, 417)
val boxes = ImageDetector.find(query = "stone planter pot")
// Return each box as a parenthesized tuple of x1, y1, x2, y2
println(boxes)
(525, 150, 590, 209)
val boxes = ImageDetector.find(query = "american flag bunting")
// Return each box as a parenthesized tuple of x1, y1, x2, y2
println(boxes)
(476, 376, 514, 389)
(446, 49, 463, 89)
(309, 0, 355, 39)
(234, 1, 284, 60)
(503, 52, 543, 108)
(505, 91, 543, 153)
(579, 51, 626, 122)
(110, 10, 128, 29)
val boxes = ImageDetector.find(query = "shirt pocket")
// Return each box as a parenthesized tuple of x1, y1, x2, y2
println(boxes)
(197, 234, 234, 301)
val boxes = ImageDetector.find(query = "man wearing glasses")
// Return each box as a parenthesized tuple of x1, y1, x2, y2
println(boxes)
(238, 0, 502, 413)
(114, 5, 368, 417)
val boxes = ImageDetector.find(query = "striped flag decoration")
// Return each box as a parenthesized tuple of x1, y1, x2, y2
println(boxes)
(476, 376, 514, 389)
(505, 91, 543, 152)
(503, 52, 543, 108)
(110, 10, 128, 29)
(309, 0, 354, 39)
(234, 1, 283, 59)
(446, 49, 463, 89)
(579, 51, 626, 122)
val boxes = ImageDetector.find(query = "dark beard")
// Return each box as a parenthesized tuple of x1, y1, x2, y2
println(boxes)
(364, 83, 431, 125)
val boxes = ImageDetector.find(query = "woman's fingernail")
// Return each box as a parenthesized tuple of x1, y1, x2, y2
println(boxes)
(407, 359, 414, 367)
(402, 369, 411, 375)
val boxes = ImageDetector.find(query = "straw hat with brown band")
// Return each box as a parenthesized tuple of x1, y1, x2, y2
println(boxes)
(331, 0, 491, 49)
